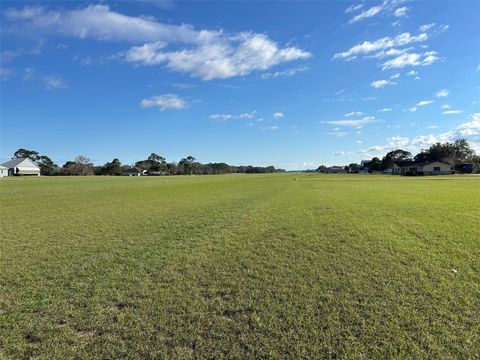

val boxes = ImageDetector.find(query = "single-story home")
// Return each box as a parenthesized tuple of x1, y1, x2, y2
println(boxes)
(123, 167, 147, 176)
(393, 160, 452, 176)
(359, 160, 371, 173)
(0, 165, 9, 177)
(0, 158, 41, 176)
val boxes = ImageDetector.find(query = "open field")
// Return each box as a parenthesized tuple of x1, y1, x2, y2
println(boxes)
(1, 174, 479, 359)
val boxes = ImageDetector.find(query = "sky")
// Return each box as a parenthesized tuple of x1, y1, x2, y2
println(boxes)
(1, 0, 479, 170)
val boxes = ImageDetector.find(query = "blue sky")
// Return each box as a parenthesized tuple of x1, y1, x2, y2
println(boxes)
(1, 0, 479, 169)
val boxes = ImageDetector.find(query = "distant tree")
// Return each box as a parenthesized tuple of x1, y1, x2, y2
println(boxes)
(37, 155, 57, 175)
(13, 148, 40, 161)
(381, 149, 412, 170)
(347, 163, 360, 173)
(102, 158, 122, 175)
(316, 165, 327, 173)
(64, 155, 94, 175)
(368, 157, 382, 172)
(414, 139, 475, 164)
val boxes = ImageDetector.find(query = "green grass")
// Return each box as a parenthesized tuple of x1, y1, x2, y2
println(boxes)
(1, 174, 479, 359)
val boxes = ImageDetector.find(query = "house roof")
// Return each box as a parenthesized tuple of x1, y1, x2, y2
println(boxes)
(124, 167, 143, 173)
(0, 165, 8, 170)
(1, 158, 40, 169)
(394, 160, 451, 168)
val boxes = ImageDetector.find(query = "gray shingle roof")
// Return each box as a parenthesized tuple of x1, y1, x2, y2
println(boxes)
(1, 158, 39, 169)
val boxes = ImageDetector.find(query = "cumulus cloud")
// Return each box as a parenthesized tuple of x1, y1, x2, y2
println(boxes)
(371, 79, 395, 88)
(345, 4, 364, 14)
(417, 100, 434, 106)
(345, 111, 364, 117)
(273, 112, 285, 119)
(140, 94, 187, 110)
(334, 32, 428, 60)
(347, 0, 407, 24)
(419, 23, 435, 32)
(264, 125, 279, 130)
(436, 89, 449, 97)
(322, 116, 376, 127)
(0, 67, 14, 80)
(381, 50, 439, 70)
(442, 110, 464, 115)
(23, 67, 67, 89)
(261, 66, 308, 79)
(5, 4, 311, 80)
(359, 113, 480, 157)
(379, 108, 392, 112)
(209, 111, 256, 120)
(394, 7, 408, 17)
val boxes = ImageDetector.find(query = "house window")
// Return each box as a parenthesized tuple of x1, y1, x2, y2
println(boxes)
(433, 167, 441, 171)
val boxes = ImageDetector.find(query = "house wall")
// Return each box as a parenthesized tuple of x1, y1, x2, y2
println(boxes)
(16, 166, 41, 176)
(0, 169, 8, 177)
(420, 162, 451, 175)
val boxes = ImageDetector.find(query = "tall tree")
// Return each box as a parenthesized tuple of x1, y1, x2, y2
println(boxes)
(13, 148, 40, 161)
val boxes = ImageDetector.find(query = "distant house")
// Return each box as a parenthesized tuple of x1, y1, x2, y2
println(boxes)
(393, 160, 452, 176)
(359, 160, 371, 173)
(325, 166, 347, 174)
(0, 165, 8, 177)
(123, 167, 147, 176)
(1, 158, 40, 176)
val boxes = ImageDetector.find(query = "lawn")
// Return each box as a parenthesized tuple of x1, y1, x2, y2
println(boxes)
(1, 174, 479, 359)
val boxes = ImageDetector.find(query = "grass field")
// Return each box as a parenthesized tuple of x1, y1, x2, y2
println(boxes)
(1, 174, 479, 359)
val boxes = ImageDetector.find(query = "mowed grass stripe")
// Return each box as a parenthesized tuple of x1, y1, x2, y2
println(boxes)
(0, 174, 479, 358)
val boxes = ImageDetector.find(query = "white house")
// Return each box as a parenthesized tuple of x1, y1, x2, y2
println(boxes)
(0, 158, 41, 176)
(0, 165, 8, 177)
(123, 167, 147, 176)
(393, 161, 452, 176)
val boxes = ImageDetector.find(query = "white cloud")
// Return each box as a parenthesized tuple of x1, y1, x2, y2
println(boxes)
(442, 110, 464, 115)
(0, 67, 14, 80)
(209, 111, 256, 120)
(349, 5, 383, 24)
(394, 7, 408, 17)
(347, 0, 408, 24)
(419, 23, 435, 32)
(345, 111, 364, 117)
(441, 104, 451, 110)
(427, 125, 439, 129)
(477, 64, 480, 71)
(322, 116, 376, 127)
(264, 125, 279, 130)
(379, 108, 392, 112)
(345, 4, 364, 14)
(6, 4, 311, 81)
(334, 151, 345, 156)
(435, 89, 449, 97)
(43, 75, 67, 89)
(334, 32, 428, 60)
(140, 94, 187, 110)
(125, 33, 311, 80)
(359, 113, 480, 157)
(273, 112, 285, 119)
(408, 107, 417, 112)
(390, 73, 400, 79)
(417, 100, 434, 106)
(22, 67, 67, 89)
(327, 131, 348, 137)
(371, 79, 395, 88)
(261, 66, 309, 79)
(381, 51, 439, 70)
(406, 70, 418, 76)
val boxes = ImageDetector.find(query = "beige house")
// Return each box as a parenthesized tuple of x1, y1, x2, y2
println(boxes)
(393, 161, 452, 176)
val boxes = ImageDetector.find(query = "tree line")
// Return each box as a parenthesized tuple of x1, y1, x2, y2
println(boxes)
(9, 149, 284, 176)
(316, 139, 480, 174)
